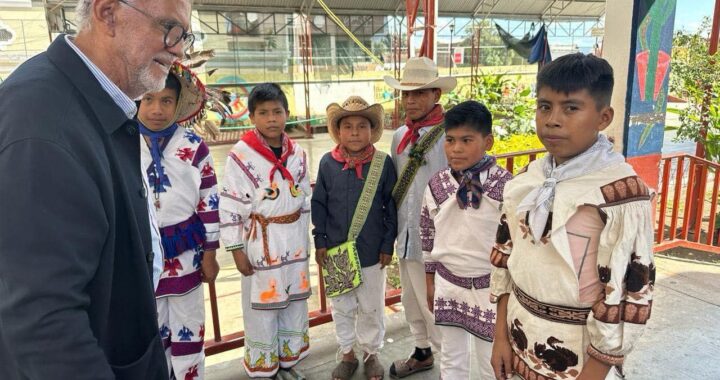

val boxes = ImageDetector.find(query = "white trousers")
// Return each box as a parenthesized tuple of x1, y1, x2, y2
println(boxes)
(330, 264, 386, 355)
(156, 285, 205, 380)
(399, 258, 440, 350)
(241, 275, 310, 378)
(438, 325, 493, 380)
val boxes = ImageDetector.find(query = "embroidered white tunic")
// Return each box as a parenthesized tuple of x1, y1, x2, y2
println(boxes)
(421, 165, 512, 340)
(219, 139, 312, 310)
(140, 127, 220, 297)
(391, 124, 447, 261)
(490, 160, 656, 380)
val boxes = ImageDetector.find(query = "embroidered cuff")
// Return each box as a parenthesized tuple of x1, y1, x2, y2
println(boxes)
(224, 243, 244, 251)
(587, 345, 625, 366)
(425, 261, 438, 274)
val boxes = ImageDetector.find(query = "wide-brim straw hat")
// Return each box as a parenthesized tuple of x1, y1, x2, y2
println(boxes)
(383, 56, 457, 92)
(326, 96, 385, 145)
(171, 62, 207, 124)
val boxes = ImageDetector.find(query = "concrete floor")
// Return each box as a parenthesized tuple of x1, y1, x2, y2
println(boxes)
(203, 134, 720, 380)
(204, 255, 720, 380)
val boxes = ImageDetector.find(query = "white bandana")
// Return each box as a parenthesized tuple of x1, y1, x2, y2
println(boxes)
(517, 134, 625, 242)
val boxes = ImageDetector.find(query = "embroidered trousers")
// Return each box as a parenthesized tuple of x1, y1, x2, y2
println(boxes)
(241, 275, 310, 378)
(156, 285, 205, 380)
(399, 258, 441, 350)
(330, 263, 386, 355)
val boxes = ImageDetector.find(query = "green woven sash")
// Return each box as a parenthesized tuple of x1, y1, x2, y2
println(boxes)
(392, 124, 444, 206)
(323, 151, 387, 298)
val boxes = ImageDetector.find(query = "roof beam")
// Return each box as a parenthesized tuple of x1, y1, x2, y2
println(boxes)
(472, 0, 501, 19)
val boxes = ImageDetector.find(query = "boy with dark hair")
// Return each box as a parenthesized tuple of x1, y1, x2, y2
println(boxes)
(421, 101, 512, 379)
(313, 96, 398, 380)
(220, 83, 312, 380)
(138, 63, 220, 380)
(490, 53, 655, 380)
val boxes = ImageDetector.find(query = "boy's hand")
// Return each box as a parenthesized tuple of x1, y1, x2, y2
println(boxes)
(232, 249, 254, 276)
(576, 356, 611, 380)
(425, 273, 435, 312)
(379, 253, 392, 269)
(315, 248, 328, 267)
(200, 250, 220, 283)
(492, 294, 513, 380)
(491, 336, 514, 380)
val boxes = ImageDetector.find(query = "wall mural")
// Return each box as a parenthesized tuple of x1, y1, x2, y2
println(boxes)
(625, 0, 677, 157)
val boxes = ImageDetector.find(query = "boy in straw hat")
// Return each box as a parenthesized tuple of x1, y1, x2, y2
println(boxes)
(312, 96, 398, 380)
(137, 62, 221, 380)
(220, 83, 312, 380)
(383, 57, 456, 378)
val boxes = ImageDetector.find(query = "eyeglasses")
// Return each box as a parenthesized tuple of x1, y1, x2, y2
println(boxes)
(118, 0, 195, 52)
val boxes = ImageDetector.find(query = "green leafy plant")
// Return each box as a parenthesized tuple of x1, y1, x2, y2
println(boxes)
(441, 71, 536, 139)
(669, 17, 720, 162)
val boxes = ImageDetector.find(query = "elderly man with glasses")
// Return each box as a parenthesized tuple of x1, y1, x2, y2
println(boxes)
(0, 1, 192, 379)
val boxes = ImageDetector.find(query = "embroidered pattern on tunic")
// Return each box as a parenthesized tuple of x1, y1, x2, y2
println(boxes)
(428, 170, 457, 205)
(230, 153, 260, 189)
(510, 319, 582, 379)
(420, 205, 434, 252)
(600, 175, 651, 205)
(482, 168, 513, 202)
(434, 297, 496, 341)
(435, 262, 490, 289)
(513, 286, 590, 325)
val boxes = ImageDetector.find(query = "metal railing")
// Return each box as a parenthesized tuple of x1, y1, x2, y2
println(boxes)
(655, 153, 720, 254)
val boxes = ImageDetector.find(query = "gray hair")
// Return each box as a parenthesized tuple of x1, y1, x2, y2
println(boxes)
(75, 0, 93, 32)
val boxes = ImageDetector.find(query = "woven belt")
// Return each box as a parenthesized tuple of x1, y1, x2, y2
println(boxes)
(436, 262, 490, 289)
(246, 209, 301, 264)
(513, 285, 590, 325)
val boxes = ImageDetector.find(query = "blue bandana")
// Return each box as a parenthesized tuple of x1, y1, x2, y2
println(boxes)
(139, 122, 178, 194)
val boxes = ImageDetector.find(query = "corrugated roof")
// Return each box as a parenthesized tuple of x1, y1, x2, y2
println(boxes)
(45, 0, 605, 20)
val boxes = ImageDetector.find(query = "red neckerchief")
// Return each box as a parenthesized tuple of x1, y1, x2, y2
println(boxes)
(242, 129, 296, 185)
(330, 144, 376, 179)
(396, 104, 445, 154)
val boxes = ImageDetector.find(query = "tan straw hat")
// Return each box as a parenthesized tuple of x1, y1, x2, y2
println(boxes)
(326, 96, 385, 144)
(383, 56, 457, 92)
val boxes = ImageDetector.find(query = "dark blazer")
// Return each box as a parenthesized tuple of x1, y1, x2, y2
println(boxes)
(0, 36, 168, 379)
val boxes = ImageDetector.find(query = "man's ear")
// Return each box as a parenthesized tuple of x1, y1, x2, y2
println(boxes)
(433, 89, 442, 103)
(92, 0, 122, 36)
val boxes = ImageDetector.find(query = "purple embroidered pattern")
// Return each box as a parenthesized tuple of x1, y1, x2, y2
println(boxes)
(434, 296, 496, 341)
(230, 153, 260, 189)
(436, 262, 490, 290)
(420, 205, 435, 252)
(425, 261, 438, 273)
(482, 166, 513, 202)
(297, 151, 308, 182)
(428, 170, 457, 205)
